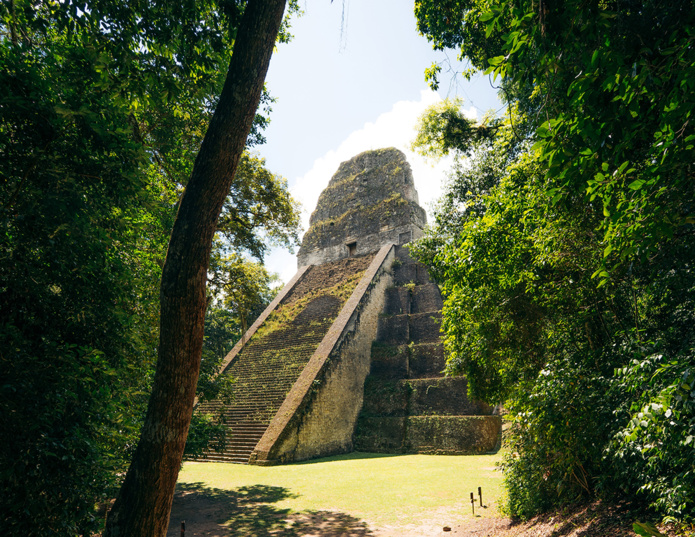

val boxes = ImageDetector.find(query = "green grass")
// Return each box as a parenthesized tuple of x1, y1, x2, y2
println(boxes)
(177, 451, 504, 530)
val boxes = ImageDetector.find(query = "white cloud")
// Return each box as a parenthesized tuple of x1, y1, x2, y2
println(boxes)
(291, 89, 476, 228)
(267, 89, 474, 283)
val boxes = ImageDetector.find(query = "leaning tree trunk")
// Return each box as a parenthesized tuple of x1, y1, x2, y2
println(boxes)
(104, 1, 287, 535)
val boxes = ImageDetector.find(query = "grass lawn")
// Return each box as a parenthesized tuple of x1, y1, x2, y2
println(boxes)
(173, 451, 505, 535)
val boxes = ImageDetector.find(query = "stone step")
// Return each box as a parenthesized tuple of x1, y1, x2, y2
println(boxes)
(383, 283, 443, 315)
(369, 342, 446, 379)
(360, 377, 493, 417)
(201, 402, 278, 409)
(227, 430, 265, 437)
(227, 441, 261, 449)
(375, 312, 442, 345)
(354, 415, 502, 455)
(202, 454, 250, 464)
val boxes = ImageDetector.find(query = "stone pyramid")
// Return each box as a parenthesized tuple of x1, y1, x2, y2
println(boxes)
(196, 148, 500, 464)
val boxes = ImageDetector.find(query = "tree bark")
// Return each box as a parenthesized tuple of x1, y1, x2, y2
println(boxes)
(103, 1, 288, 535)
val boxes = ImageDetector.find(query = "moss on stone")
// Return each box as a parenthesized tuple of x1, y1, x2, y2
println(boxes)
(297, 148, 426, 266)
(301, 193, 416, 251)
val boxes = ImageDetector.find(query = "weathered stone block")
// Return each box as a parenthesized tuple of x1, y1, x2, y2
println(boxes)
(392, 263, 418, 285)
(384, 286, 411, 315)
(394, 244, 416, 264)
(404, 416, 501, 454)
(376, 314, 408, 344)
(392, 264, 430, 286)
(408, 378, 493, 416)
(370, 343, 408, 379)
(353, 417, 406, 452)
(411, 283, 443, 313)
(408, 343, 446, 378)
(360, 377, 408, 416)
(409, 312, 442, 343)
(297, 148, 427, 267)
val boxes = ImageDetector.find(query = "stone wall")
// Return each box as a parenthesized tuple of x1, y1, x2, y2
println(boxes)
(353, 245, 501, 455)
(297, 148, 426, 267)
(195, 256, 373, 463)
(250, 244, 396, 464)
(355, 416, 501, 455)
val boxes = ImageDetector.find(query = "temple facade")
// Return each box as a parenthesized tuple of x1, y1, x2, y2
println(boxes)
(196, 148, 500, 464)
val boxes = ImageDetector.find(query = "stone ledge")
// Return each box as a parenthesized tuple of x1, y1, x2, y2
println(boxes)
(354, 415, 501, 455)
(250, 243, 395, 465)
(406, 415, 501, 454)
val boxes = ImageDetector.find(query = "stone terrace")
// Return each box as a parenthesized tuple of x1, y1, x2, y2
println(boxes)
(354, 246, 501, 454)
(196, 254, 375, 464)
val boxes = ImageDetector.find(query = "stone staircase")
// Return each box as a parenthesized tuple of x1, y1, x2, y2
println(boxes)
(194, 255, 374, 463)
(354, 246, 500, 454)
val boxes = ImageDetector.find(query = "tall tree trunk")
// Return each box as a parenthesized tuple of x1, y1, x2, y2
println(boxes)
(104, 1, 287, 535)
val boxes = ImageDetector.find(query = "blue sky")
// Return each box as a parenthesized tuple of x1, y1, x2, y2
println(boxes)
(257, 1, 501, 282)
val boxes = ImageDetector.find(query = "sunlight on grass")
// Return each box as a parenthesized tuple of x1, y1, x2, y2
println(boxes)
(178, 451, 504, 529)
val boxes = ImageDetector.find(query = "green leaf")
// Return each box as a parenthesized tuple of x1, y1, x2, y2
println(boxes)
(633, 521, 667, 537)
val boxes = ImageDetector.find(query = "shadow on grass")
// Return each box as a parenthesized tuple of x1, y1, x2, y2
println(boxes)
(166, 482, 374, 537)
(288, 451, 406, 465)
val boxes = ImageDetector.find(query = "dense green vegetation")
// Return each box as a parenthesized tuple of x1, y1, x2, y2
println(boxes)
(4, 0, 693, 532)
(0, 1, 298, 534)
(412, 0, 695, 523)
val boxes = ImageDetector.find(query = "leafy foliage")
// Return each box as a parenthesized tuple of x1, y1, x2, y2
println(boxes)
(216, 152, 301, 261)
(0, 1, 299, 534)
(411, 0, 695, 520)
(411, 97, 497, 159)
(1, 19, 170, 536)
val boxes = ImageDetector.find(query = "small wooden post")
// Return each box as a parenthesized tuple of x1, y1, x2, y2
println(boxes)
(470, 492, 475, 515)
(478, 486, 483, 507)
(181, 521, 185, 537)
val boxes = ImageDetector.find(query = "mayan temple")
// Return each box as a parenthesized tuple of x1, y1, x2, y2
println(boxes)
(197, 147, 501, 465)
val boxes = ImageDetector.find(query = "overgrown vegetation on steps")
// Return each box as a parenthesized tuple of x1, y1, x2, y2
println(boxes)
(193, 255, 373, 463)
